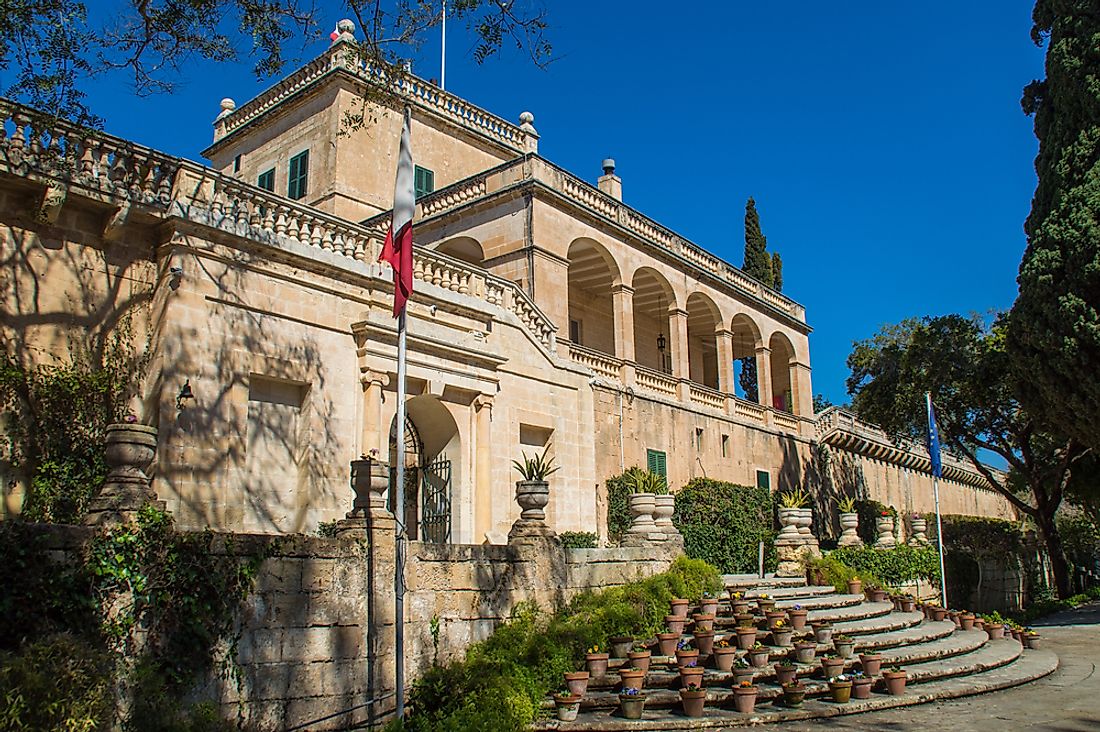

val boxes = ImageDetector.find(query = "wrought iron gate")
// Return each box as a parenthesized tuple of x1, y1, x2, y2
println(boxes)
(420, 455, 452, 544)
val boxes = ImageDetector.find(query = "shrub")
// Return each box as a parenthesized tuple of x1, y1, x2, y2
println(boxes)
(673, 478, 776, 573)
(558, 532, 597, 549)
(827, 545, 940, 588)
(605, 471, 633, 544)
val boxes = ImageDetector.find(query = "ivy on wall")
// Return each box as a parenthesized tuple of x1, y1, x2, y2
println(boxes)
(828, 544, 941, 587)
(673, 478, 777, 573)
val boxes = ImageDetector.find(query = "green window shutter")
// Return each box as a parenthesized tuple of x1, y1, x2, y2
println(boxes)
(257, 168, 275, 192)
(646, 449, 667, 481)
(756, 470, 770, 491)
(414, 165, 435, 199)
(288, 150, 309, 200)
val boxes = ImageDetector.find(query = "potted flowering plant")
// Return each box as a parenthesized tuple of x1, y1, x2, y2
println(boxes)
(829, 673, 854, 703)
(1023, 628, 1042, 649)
(713, 637, 738, 671)
(983, 612, 1006, 638)
(585, 645, 609, 677)
(819, 652, 845, 679)
(772, 619, 794, 647)
(554, 690, 582, 722)
(692, 611, 715, 632)
(847, 576, 863, 596)
(563, 669, 589, 696)
(833, 634, 855, 659)
(734, 611, 756, 628)
(618, 687, 646, 720)
(628, 644, 652, 672)
(699, 592, 719, 616)
(730, 590, 751, 615)
(960, 612, 976, 631)
(794, 638, 817, 664)
(787, 603, 809, 630)
(851, 670, 873, 699)
(812, 621, 834, 645)
(618, 665, 646, 691)
(675, 639, 699, 668)
(748, 642, 771, 668)
(756, 592, 776, 613)
(774, 658, 799, 685)
(664, 613, 687, 635)
(732, 657, 755, 685)
(693, 627, 715, 655)
(734, 625, 757, 650)
(866, 585, 888, 603)
(883, 665, 907, 695)
(733, 680, 758, 713)
(657, 630, 680, 656)
(782, 680, 806, 707)
(680, 683, 706, 717)
(859, 651, 883, 676)
(678, 660, 704, 688)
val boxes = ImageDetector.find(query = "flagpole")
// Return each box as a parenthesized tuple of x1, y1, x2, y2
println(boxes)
(440, 0, 447, 90)
(394, 309, 408, 719)
(927, 392, 949, 610)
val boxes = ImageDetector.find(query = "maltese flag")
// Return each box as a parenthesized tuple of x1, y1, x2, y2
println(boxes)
(379, 109, 415, 317)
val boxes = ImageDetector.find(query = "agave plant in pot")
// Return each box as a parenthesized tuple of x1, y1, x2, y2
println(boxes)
(511, 445, 559, 524)
(618, 687, 646, 720)
(680, 683, 707, 717)
(554, 691, 582, 722)
(883, 666, 908, 695)
(713, 637, 738, 671)
(733, 680, 758, 713)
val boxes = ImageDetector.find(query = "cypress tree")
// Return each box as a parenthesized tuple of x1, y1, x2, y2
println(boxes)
(772, 252, 783, 293)
(743, 198, 774, 287)
(1008, 1, 1100, 453)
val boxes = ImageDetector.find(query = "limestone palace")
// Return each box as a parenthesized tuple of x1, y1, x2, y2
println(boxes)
(0, 23, 1014, 540)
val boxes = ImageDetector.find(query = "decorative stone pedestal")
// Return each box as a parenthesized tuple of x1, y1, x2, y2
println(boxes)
(908, 516, 929, 546)
(509, 479, 556, 543)
(653, 494, 683, 546)
(874, 516, 897, 549)
(838, 512, 863, 547)
(775, 539, 805, 578)
(85, 423, 163, 526)
(622, 492, 664, 545)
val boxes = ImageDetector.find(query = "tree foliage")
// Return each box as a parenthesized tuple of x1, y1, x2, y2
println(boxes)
(846, 313, 1086, 598)
(0, 1, 552, 125)
(740, 197, 784, 401)
(673, 478, 776, 573)
(1008, 1, 1100, 456)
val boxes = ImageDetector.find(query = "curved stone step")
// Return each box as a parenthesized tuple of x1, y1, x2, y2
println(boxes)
(777, 593, 863, 610)
(723, 575, 807, 589)
(847, 619, 956, 650)
(735, 585, 836, 600)
(532, 649, 1058, 729)
(832, 610, 923, 636)
(806, 600, 893, 623)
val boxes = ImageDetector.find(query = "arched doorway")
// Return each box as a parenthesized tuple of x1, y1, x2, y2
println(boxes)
(388, 395, 462, 543)
(632, 267, 675, 373)
(687, 292, 721, 389)
(567, 238, 620, 355)
(769, 332, 796, 413)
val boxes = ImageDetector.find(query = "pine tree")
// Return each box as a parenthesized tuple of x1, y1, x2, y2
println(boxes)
(1008, 1, 1100, 454)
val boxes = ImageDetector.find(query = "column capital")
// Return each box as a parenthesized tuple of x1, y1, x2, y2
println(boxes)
(668, 307, 689, 318)
(714, 327, 733, 339)
(611, 283, 635, 296)
(474, 394, 495, 411)
(361, 369, 390, 387)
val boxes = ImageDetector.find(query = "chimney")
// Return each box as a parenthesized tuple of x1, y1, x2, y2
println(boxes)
(598, 158, 621, 200)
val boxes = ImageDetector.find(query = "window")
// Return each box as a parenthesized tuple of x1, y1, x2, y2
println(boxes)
(756, 470, 770, 491)
(646, 449, 667, 482)
(257, 168, 275, 192)
(694, 427, 704, 452)
(414, 165, 435, 199)
(721, 434, 730, 458)
(288, 150, 309, 200)
(569, 319, 582, 344)
(233, 154, 241, 173)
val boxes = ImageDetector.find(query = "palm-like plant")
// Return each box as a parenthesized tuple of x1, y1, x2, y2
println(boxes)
(835, 496, 857, 513)
(512, 444, 560, 481)
(778, 488, 810, 508)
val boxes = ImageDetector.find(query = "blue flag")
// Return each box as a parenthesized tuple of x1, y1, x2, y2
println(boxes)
(926, 393, 942, 478)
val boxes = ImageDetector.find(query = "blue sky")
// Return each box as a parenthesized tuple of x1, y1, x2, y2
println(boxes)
(80, 1, 1045, 406)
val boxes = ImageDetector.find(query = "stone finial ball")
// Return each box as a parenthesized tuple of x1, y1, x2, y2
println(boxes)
(337, 19, 355, 34)
(519, 111, 535, 125)
(220, 98, 236, 112)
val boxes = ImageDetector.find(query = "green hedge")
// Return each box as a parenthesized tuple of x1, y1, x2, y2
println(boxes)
(828, 545, 941, 588)
(673, 478, 776, 573)
(605, 472, 632, 544)
(558, 532, 597, 549)
(402, 556, 722, 732)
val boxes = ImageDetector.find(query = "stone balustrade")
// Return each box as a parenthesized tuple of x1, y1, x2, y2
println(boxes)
(689, 383, 726, 411)
(635, 365, 678, 396)
(566, 341, 622, 380)
(733, 397, 767, 424)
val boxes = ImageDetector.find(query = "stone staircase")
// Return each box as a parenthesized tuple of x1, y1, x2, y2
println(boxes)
(532, 575, 1057, 729)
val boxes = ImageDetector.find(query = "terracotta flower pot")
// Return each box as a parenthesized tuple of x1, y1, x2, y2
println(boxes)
(680, 688, 706, 717)
(1024, 632, 1042, 649)
(774, 663, 798, 686)
(783, 684, 807, 707)
(657, 633, 679, 656)
(692, 612, 715, 632)
(813, 624, 834, 644)
(986, 622, 1005, 639)
(847, 580, 863, 596)
(834, 639, 855, 659)
(820, 657, 845, 679)
(859, 653, 883, 676)
(713, 646, 738, 671)
(585, 652, 609, 677)
(794, 642, 817, 664)
(693, 630, 715, 655)
(852, 677, 873, 699)
(772, 628, 794, 647)
(765, 611, 788, 630)
(676, 649, 700, 668)
(555, 695, 582, 722)
(732, 600, 751, 615)
(610, 636, 633, 658)
(960, 613, 976, 631)
(665, 615, 686, 635)
(931, 607, 948, 622)
(670, 598, 690, 619)
(868, 589, 888, 603)
(757, 598, 777, 613)
(619, 692, 646, 720)
(883, 670, 907, 695)
(619, 668, 646, 691)
(735, 627, 757, 650)
(564, 671, 589, 696)
(788, 608, 809, 630)
(733, 686, 758, 713)
(735, 612, 756, 628)
(699, 598, 719, 616)
(733, 666, 755, 686)
(900, 598, 916, 613)
(679, 666, 704, 688)
(974, 618, 986, 632)
(749, 649, 771, 668)
(829, 679, 853, 703)
(628, 650, 652, 673)
(948, 611, 962, 628)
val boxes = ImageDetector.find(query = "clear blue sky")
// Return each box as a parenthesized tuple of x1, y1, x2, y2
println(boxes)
(82, 1, 1046, 406)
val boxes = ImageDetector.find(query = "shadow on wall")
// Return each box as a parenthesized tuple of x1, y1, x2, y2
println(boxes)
(778, 438, 869, 545)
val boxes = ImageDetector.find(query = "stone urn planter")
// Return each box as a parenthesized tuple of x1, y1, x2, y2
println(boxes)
(628, 648, 652, 673)
(794, 641, 817, 664)
(837, 512, 863, 547)
(796, 507, 815, 540)
(829, 678, 853, 703)
(852, 675, 873, 699)
(693, 630, 715, 655)
(618, 667, 646, 691)
(618, 689, 646, 720)
(653, 494, 676, 536)
(909, 515, 929, 545)
(733, 683, 758, 713)
(859, 652, 883, 676)
(735, 627, 757, 650)
(585, 651, 609, 677)
(564, 671, 589, 696)
(609, 635, 633, 658)
(680, 686, 707, 717)
(88, 423, 160, 523)
(777, 507, 801, 541)
(665, 615, 686, 635)
(657, 632, 679, 657)
(774, 661, 799, 686)
(627, 492, 659, 535)
(515, 479, 550, 520)
(782, 682, 806, 708)
(554, 693, 582, 722)
(883, 668, 908, 695)
(873, 514, 897, 549)
(670, 598, 690, 619)
(350, 456, 391, 513)
(713, 643, 738, 671)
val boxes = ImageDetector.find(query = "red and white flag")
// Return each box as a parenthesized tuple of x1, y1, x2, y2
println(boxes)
(379, 109, 415, 317)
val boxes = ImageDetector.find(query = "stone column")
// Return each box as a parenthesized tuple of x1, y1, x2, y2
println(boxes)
(473, 395, 494, 543)
(755, 345, 773, 410)
(613, 284, 636, 385)
(715, 327, 735, 411)
(360, 370, 388, 457)
(669, 307, 690, 400)
(792, 361, 813, 418)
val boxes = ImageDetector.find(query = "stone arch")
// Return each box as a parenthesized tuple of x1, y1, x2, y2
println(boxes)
(769, 331, 796, 413)
(686, 291, 722, 389)
(434, 236, 485, 267)
(388, 395, 461, 542)
(731, 313, 764, 402)
(567, 238, 622, 356)
(631, 266, 676, 372)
